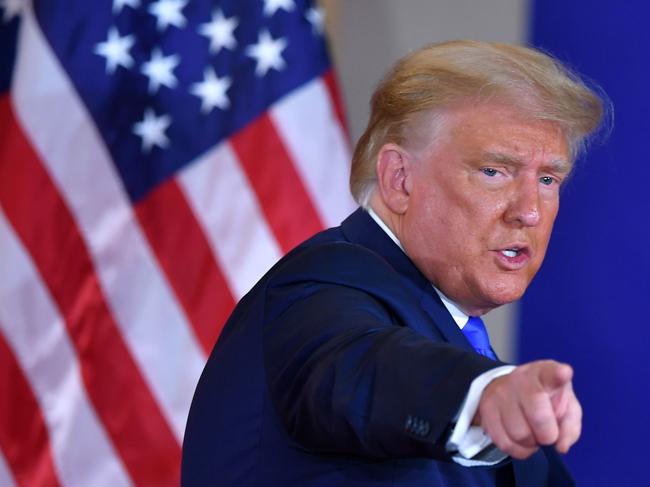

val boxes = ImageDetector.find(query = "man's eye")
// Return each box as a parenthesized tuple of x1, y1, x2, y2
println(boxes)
(482, 168, 498, 177)
(540, 176, 555, 186)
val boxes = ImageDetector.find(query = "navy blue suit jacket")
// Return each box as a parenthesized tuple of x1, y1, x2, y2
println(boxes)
(182, 209, 574, 486)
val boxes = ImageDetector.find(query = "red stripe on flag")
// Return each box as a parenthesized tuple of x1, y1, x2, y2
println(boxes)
(0, 329, 62, 487)
(230, 114, 324, 253)
(323, 69, 351, 140)
(0, 96, 180, 486)
(135, 178, 235, 354)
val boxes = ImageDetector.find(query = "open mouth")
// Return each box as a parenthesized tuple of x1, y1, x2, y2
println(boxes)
(501, 248, 520, 258)
(495, 246, 530, 267)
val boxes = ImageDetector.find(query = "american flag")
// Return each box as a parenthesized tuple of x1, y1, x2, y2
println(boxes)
(0, 0, 353, 485)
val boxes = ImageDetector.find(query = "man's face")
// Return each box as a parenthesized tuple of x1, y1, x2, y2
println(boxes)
(399, 102, 571, 315)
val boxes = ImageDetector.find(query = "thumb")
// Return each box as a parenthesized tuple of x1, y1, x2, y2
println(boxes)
(539, 361, 573, 392)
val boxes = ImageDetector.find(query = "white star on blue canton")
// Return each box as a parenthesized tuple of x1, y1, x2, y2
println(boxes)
(141, 48, 180, 94)
(305, 7, 324, 35)
(133, 108, 172, 153)
(263, 0, 295, 16)
(245, 29, 288, 77)
(148, 0, 187, 31)
(190, 68, 232, 113)
(94, 27, 135, 74)
(112, 0, 140, 14)
(0, 0, 23, 22)
(198, 8, 238, 54)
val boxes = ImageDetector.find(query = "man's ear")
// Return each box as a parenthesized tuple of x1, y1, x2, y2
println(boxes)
(376, 143, 413, 214)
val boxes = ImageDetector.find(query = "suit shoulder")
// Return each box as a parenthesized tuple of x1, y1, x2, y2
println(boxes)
(270, 239, 400, 289)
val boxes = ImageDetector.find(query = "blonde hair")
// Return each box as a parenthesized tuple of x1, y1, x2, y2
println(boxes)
(350, 40, 608, 207)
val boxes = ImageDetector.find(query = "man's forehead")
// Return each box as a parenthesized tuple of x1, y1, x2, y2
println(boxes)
(446, 103, 569, 158)
(403, 101, 572, 168)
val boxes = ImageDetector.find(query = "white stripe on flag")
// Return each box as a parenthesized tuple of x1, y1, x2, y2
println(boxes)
(179, 142, 282, 299)
(270, 77, 355, 228)
(0, 209, 132, 487)
(0, 449, 17, 487)
(11, 5, 204, 440)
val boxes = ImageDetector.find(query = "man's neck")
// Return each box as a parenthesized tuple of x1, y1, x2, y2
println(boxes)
(366, 207, 470, 329)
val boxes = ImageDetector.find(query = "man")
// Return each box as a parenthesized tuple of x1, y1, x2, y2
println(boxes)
(182, 40, 605, 486)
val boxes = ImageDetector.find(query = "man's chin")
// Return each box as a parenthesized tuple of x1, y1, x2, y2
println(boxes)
(475, 283, 528, 313)
(438, 276, 528, 315)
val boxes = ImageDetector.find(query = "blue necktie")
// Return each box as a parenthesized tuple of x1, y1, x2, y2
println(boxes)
(462, 316, 497, 360)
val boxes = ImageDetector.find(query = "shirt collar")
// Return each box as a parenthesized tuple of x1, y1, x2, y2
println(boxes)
(367, 207, 404, 251)
(367, 207, 469, 330)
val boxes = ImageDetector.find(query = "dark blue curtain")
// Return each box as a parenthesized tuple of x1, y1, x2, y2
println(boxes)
(521, 2, 650, 485)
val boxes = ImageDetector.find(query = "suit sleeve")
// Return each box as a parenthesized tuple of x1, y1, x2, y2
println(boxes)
(262, 280, 499, 461)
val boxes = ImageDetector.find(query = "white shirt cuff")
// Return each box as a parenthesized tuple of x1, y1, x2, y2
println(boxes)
(446, 365, 516, 466)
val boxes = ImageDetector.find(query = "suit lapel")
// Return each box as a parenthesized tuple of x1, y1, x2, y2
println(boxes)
(418, 290, 476, 350)
(340, 208, 475, 352)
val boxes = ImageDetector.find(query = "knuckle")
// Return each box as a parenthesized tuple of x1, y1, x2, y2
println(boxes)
(510, 428, 534, 445)
(529, 409, 552, 429)
(564, 419, 582, 441)
(529, 411, 558, 444)
(499, 439, 515, 454)
(528, 400, 552, 427)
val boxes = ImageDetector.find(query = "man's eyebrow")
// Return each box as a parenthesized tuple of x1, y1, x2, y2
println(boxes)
(482, 151, 571, 173)
(548, 159, 572, 174)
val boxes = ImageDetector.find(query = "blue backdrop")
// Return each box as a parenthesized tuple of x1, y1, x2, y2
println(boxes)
(520, 2, 650, 485)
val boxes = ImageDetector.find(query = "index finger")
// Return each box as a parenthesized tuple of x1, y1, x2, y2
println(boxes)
(539, 362, 573, 393)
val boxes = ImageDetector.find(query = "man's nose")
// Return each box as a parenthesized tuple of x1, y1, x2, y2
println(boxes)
(503, 180, 541, 227)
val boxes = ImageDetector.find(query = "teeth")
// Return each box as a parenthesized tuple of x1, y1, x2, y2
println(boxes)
(502, 249, 518, 258)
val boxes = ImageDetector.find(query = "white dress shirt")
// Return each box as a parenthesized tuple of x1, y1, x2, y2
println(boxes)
(367, 209, 515, 466)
